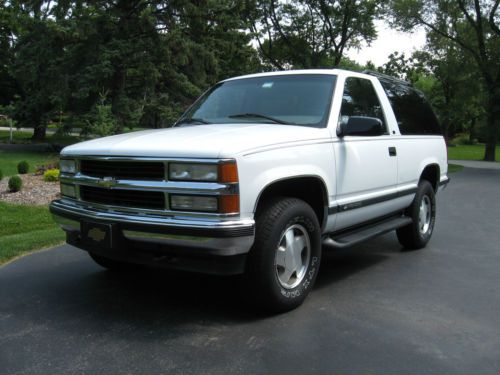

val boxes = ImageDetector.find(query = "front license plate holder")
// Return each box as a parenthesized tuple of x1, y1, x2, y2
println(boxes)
(81, 221, 113, 249)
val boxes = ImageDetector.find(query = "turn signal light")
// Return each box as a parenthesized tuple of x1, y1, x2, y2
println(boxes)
(218, 162, 238, 183)
(219, 195, 239, 214)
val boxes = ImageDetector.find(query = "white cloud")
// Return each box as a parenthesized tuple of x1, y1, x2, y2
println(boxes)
(347, 20, 427, 67)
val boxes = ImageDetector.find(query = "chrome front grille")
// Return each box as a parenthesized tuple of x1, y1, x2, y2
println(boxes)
(60, 156, 239, 217)
(80, 160, 165, 180)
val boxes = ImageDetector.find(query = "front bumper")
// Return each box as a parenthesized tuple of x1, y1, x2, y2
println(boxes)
(50, 199, 255, 275)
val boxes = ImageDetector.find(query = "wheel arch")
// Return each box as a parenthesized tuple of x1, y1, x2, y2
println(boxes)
(419, 163, 440, 192)
(254, 175, 329, 230)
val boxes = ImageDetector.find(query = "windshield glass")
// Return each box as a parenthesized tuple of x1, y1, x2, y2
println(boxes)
(177, 74, 337, 128)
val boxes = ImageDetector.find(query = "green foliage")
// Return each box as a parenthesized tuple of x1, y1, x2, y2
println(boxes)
(0, 150, 58, 177)
(43, 169, 60, 182)
(452, 133, 477, 146)
(87, 94, 117, 137)
(0, 169, 3, 181)
(17, 161, 29, 174)
(3, 1, 261, 135)
(251, 0, 383, 69)
(8, 176, 22, 192)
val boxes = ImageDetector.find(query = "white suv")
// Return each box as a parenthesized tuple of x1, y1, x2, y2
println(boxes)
(51, 69, 449, 311)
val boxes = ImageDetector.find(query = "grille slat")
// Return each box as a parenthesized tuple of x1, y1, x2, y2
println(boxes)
(80, 186, 165, 210)
(80, 160, 164, 180)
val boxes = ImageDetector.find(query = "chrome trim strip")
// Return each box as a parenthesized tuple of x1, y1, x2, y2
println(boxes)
(58, 197, 239, 219)
(60, 174, 239, 195)
(51, 200, 254, 230)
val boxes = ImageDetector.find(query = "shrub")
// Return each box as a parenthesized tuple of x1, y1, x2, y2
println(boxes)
(452, 133, 477, 146)
(8, 175, 22, 192)
(35, 162, 60, 176)
(43, 169, 60, 182)
(17, 161, 29, 174)
(0, 169, 3, 181)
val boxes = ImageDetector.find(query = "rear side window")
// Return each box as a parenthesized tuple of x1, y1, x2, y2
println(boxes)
(380, 79, 441, 135)
(340, 77, 387, 131)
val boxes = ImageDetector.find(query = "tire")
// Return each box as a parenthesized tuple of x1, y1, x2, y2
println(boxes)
(397, 180, 436, 250)
(245, 197, 321, 312)
(88, 252, 133, 272)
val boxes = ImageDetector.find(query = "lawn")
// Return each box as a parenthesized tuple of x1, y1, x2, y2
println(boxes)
(447, 144, 500, 162)
(0, 129, 81, 145)
(0, 202, 65, 265)
(0, 150, 59, 176)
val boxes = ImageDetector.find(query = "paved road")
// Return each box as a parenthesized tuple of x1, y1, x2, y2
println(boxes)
(449, 159, 500, 170)
(1, 167, 499, 374)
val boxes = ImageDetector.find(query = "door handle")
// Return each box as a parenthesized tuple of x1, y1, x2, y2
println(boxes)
(388, 146, 397, 157)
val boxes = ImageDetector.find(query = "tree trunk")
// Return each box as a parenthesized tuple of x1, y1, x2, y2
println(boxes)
(469, 118, 476, 143)
(483, 88, 498, 161)
(33, 124, 46, 140)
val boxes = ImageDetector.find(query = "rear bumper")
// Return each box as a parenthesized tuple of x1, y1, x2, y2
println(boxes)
(49, 199, 255, 275)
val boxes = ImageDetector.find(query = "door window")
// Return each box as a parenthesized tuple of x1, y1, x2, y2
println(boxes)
(339, 77, 387, 133)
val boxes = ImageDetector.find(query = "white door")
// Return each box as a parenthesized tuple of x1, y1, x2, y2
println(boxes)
(332, 76, 400, 230)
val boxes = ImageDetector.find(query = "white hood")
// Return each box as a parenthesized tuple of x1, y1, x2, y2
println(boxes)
(61, 123, 331, 158)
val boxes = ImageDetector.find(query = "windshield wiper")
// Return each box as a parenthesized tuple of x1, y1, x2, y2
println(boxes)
(228, 113, 294, 125)
(176, 117, 212, 126)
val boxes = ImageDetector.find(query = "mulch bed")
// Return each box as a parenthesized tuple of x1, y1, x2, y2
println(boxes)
(0, 174, 60, 205)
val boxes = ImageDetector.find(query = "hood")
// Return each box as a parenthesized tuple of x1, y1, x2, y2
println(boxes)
(61, 123, 331, 158)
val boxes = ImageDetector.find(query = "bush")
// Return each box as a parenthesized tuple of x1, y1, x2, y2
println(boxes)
(452, 133, 477, 146)
(35, 162, 60, 176)
(0, 169, 3, 181)
(43, 169, 60, 182)
(17, 161, 29, 174)
(8, 175, 22, 192)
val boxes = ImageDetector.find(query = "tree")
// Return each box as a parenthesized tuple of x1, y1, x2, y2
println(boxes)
(250, 0, 382, 69)
(388, 0, 500, 161)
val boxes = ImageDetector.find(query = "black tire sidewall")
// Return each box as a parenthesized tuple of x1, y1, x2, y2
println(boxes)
(413, 181, 436, 243)
(248, 198, 321, 311)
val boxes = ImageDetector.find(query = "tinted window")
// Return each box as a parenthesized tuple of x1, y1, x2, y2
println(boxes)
(180, 74, 337, 128)
(340, 77, 387, 132)
(380, 79, 441, 135)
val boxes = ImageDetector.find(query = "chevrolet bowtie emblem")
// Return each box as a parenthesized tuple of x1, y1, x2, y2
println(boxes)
(97, 176, 116, 188)
(88, 227, 106, 242)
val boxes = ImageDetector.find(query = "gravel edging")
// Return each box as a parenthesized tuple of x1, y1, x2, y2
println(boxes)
(0, 174, 60, 205)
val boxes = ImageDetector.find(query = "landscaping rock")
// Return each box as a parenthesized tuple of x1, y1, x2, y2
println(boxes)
(0, 173, 60, 205)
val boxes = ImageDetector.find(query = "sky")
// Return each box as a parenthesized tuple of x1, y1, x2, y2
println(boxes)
(346, 20, 427, 67)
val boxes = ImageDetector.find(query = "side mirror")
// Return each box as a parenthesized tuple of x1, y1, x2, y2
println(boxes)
(337, 116, 384, 137)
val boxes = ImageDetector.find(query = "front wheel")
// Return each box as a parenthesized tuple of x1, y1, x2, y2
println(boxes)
(245, 198, 321, 312)
(397, 180, 436, 250)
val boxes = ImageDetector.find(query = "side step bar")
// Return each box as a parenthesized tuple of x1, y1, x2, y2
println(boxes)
(323, 216, 412, 249)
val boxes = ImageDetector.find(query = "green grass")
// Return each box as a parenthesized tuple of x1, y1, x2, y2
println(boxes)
(448, 163, 464, 173)
(0, 202, 65, 265)
(0, 150, 58, 176)
(447, 144, 500, 162)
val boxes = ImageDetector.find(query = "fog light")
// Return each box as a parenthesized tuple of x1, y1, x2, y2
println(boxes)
(170, 195, 218, 212)
(61, 184, 76, 198)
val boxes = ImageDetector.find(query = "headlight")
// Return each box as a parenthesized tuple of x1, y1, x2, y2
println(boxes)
(169, 163, 218, 182)
(168, 161, 238, 183)
(170, 195, 218, 212)
(60, 159, 76, 174)
(60, 184, 76, 198)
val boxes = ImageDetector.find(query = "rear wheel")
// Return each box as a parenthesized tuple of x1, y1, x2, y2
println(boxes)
(246, 197, 321, 312)
(397, 180, 436, 250)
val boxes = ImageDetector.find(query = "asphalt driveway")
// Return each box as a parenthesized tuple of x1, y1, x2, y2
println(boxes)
(1, 167, 499, 374)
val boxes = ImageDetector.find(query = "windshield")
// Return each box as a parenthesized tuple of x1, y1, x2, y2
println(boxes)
(177, 74, 337, 128)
